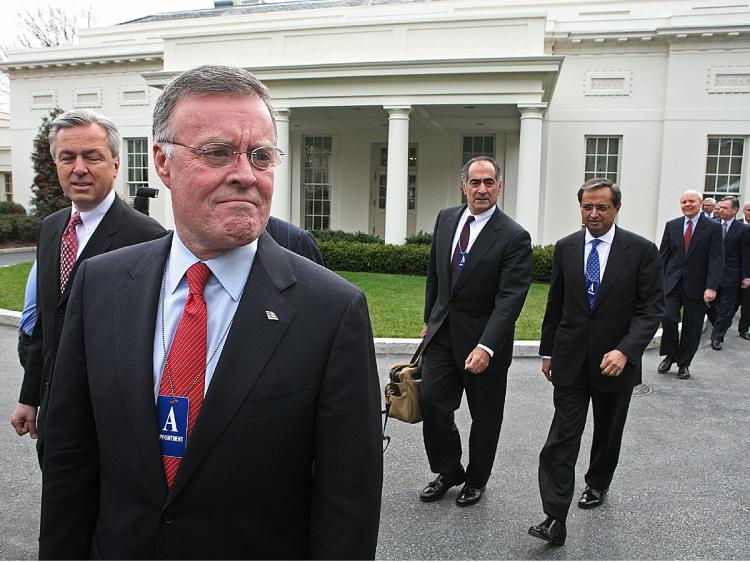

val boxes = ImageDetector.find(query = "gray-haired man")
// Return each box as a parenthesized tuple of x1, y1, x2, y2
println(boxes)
(10, 109, 166, 462)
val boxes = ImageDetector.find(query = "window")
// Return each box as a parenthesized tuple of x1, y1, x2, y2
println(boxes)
(1, 173, 12, 202)
(303, 136, 332, 230)
(704, 136, 745, 199)
(584, 136, 620, 183)
(125, 138, 149, 197)
(377, 146, 418, 210)
(462, 135, 495, 165)
(462, 136, 495, 203)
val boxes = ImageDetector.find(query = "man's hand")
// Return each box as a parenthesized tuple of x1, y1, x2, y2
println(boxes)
(600, 350, 628, 377)
(420, 323, 428, 338)
(704, 288, 717, 303)
(10, 403, 38, 439)
(541, 357, 552, 382)
(464, 347, 490, 374)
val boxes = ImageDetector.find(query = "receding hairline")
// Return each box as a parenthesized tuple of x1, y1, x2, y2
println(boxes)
(681, 190, 703, 200)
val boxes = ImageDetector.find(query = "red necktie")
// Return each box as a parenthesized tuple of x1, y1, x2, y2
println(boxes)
(450, 215, 475, 289)
(59, 212, 82, 293)
(683, 219, 693, 255)
(160, 262, 211, 488)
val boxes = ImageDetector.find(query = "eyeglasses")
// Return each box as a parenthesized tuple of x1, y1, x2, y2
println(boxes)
(581, 204, 612, 212)
(165, 141, 284, 170)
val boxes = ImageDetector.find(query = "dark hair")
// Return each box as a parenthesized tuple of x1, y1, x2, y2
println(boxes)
(720, 195, 739, 210)
(577, 177, 622, 207)
(153, 65, 276, 153)
(460, 155, 501, 185)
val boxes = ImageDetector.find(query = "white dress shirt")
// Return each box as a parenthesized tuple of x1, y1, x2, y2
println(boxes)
(71, 190, 115, 258)
(583, 224, 616, 281)
(152, 232, 257, 400)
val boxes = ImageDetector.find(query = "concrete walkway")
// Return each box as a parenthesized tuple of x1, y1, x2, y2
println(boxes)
(1, 319, 748, 559)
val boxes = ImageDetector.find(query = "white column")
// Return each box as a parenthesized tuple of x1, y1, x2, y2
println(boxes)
(383, 106, 411, 245)
(271, 108, 291, 222)
(515, 104, 546, 243)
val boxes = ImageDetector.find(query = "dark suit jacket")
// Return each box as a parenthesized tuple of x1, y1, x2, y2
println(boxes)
(718, 220, 748, 287)
(660, 214, 723, 300)
(40, 232, 382, 560)
(539, 227, 664, 392)
(19, 194, 166, 411)
(423, 205, 532, 372)
(265, 215, 324, 265)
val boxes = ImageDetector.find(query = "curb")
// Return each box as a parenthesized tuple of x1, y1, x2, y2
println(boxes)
(0, 309, 667, 356)
(0, 247, 35, 254)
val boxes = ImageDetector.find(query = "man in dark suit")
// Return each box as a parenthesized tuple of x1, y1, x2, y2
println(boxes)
(266, 215, 324, 265)
(735, 202, 750, 340)
(657, 190, 722, 379)
(702, 197, 717, 219)
(9, 109, 166, 458)
(528, 178, 664, 545)
(418, 156, 532, 508)
(39, 65, 382, 559)
(707, 197, 748, 349)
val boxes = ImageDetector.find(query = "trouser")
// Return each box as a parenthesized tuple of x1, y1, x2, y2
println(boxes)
(420, 322, 509, 488)
(660, 284, 705, 367)
(710, 286, 738, 343)
(17, 330, 32, 368)
(736, 287, 750, 335)
(538, 364, 632, 522)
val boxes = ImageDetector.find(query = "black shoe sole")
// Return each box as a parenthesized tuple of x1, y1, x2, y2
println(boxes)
(578, 500, 603, 509)
(528, 528, 565, 546)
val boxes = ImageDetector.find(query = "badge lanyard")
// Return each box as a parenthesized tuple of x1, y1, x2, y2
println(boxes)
(159, 259, 240, 403)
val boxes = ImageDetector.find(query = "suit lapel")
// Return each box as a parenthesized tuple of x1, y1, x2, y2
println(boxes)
(42, 211, 69, 308)
(113, 234, 172, 499)
(686, 215, 707, 260)
(592, 228, 631, 312)
(452, 208, 501, 293)
(437, 206, 465, 293)
(568, 231, 587, 308)
(167, 233, 297, 501)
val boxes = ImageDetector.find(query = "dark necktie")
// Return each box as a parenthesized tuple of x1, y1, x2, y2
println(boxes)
(722, 220, 728, 239)
(586, 239, 601, 309)
(683, 219, 693, 255)
(450, 216, 474, 289)
(59, 211, 82, 293)
(160, 262, 212, 488)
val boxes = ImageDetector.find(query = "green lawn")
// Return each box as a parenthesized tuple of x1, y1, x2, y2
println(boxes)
(0, 263, 549, 340)
(337, 271, 548, 340)
(0, 262, 33, 311)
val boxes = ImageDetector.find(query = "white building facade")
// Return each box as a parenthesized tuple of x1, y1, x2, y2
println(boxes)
(2, 0, 749, 245)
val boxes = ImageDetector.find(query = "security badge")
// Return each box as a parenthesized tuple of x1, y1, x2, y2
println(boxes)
(587, 278, 600, 298)
(157, 395, 189, 458)
(458, 251, 468, 270)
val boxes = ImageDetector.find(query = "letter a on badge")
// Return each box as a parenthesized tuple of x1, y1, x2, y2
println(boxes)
(162, 406, 179, 433)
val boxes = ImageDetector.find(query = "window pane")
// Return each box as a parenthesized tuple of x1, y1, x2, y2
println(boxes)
(732, 138, 744, 156)
(719, 139, 732, 156)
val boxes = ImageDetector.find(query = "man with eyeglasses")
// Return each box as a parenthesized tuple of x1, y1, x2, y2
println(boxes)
(418, 156, 532, 508)
(9, 109, 166, 464)
(529, 178, 664, 545)
(39, 65, 382, 560)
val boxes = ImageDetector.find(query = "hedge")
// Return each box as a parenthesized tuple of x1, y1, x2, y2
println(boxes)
(319, 240, 555, 281)
(0, 201, 28, 215)
(0, 215, 40, 243)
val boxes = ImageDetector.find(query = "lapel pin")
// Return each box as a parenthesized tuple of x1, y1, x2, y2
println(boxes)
(265, 310, 279, 321)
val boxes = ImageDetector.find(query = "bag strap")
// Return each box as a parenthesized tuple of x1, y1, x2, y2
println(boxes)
(381, 339, 423, 453)
(410, 338, 425, 364)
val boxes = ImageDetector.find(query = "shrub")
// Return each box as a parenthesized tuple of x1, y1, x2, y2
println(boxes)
(0, 215, 40, 243)
(405, 231, 432, 245)
(310, 229, 383, 244)
(531, 245, 554, 282)
(0, 201, 28, 215)
(319, 241, 429, 275)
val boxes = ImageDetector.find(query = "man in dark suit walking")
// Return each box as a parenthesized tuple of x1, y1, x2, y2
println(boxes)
(418, 156, 532, 508)
(39, 65, 382, 560)
(707, 197, 749, 348)
(9, 109, 166, 459)
(528, 178, 664, 545)
(736, 201, 750, 340)
(657, 190, 723, 378)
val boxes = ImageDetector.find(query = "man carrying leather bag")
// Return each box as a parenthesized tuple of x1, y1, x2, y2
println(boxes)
(384, 340, 424, 423)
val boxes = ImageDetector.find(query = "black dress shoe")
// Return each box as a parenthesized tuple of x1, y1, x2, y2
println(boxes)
(678, 365, 691, 379)
(455, 485, 484, 507)
(528, 516, 566, 545)
(711, 340, 723, 351)
(419, 472, 465, 502)
(657, 356, 674, 373)
(578, 486, 607, 509)
(739, 332, 750, 340)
